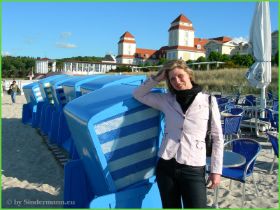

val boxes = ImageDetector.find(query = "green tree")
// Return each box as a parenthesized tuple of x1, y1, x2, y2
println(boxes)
(221, 54, 230, 62)
(157, 58, 168, 65)
(231, 54, 254, 67)
(196, 56, 206, 62)
(186, 59, 195, 64)
(115, 66, 132, 72)
(208, 51, 222, 61)
(56, 60, 64, 71)
(1, 56, 37, 78)
(144, 62, 151, 66)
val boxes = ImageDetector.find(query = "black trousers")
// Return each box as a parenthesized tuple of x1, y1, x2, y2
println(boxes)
(156, 158, 207, 208)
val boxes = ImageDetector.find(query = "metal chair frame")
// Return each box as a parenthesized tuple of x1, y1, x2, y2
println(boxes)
(217, 138, 261, 208)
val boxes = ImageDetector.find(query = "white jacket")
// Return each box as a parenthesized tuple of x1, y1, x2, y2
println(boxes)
(133, 78, 224, 174)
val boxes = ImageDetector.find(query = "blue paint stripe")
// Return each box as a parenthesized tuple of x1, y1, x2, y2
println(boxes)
(97, 105, 151, 124)
(98, 117, 159, 144)
(110, 157, 157, 180)
(104, 137, 157, 161)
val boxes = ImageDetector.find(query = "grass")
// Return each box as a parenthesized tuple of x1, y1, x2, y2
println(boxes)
(6, 67, 278, 96)
(194, 67, 278, 95)
(122, 67, 279, 96)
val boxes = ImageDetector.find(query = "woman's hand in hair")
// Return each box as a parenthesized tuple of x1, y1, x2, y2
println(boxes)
(152, 69, 166, 82)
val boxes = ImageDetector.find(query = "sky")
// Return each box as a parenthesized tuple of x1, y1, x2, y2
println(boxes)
(2, 1, 279, 59)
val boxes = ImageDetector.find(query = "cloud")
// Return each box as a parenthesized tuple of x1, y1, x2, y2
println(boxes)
(2, 51, 11, 56)
(56, 42, 77, 48)
(232, 36, 249, 44)
(56, 32, 76, 48)
(60, 32, 72, 39)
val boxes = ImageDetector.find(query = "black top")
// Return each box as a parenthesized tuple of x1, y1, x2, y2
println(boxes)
(175, 83, 202, 113)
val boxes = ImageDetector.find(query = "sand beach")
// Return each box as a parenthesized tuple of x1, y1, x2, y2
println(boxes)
(1, 94, 278, 208)
(1, 94, 64, 208)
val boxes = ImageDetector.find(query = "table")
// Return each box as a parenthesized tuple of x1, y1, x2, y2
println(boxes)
(239, 106, 272, 137)
(207, 151, 246, 168)
(207, 151, 246, 208)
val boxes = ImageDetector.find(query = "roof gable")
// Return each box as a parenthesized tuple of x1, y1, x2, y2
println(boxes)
(120, 31, 134, 39)
(171, 14, 192, 24)
(209, 36, 232, 43)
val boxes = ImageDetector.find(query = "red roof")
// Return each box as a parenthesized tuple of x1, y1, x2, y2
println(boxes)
(171, 14, 192, 24)
(158, 46, 170, 51)
(169, 14, 194, 31)
(120, 31, 135, 39)
(37, 58, 49, 61)
(118, 31, 136, 44)
(136, 48, 157, 55)
(135, 48, 158, 59)
(209, 36, 232, 43)
(194, 38, 209, 48)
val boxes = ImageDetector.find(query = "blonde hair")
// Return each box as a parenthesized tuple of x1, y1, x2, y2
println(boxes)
(161, 60, 195, 94)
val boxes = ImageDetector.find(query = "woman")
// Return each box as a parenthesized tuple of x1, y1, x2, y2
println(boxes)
(133, 60, 224, 208)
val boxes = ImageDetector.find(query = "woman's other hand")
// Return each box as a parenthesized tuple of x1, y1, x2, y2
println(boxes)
(206, 173, 221, 189)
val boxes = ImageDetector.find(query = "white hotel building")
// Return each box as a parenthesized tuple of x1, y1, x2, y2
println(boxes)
(116, 14, 209, 65)
(36, 13, 267, 74)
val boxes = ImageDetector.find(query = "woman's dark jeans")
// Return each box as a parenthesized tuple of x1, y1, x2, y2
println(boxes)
(156, 158, 207, 208)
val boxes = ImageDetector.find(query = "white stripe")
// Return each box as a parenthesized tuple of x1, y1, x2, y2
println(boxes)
(114, 167, 155, 190)
(101, 127, 158, 154)
(44, 83, 50, 87)
(108, 148, 157, 172)
(35, 92, 41, 97)
(37, 96, 43, 101)
(95, 108, 159, 135)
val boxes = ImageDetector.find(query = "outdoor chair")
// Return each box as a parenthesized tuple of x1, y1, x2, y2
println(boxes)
(266, 132, 278, 174)
(267, 90, 273, 101)
(214, 93, 222, 99)
(217, 97, 229, 112)
(240, 106, 272, 137)
(267, 90, 278, 100)
(220, 138, 261, 208)
(224, 102, 236, 111)
(262, 108, 278, 131)
(243, 95, 257, 106)
(227, 107, 244, 115)
(273, 113, 278, 131)
(267, 91, 278, 108)
(222, 115, 243, 141)
(272, 99, 278, 112)
(225, 91, 241, 105)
